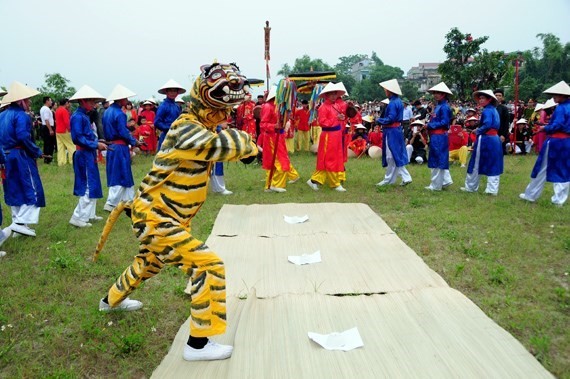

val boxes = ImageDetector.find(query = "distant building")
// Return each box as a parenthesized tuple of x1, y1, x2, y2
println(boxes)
(406, 63, 441, 92)
(351, 58, 373, 82)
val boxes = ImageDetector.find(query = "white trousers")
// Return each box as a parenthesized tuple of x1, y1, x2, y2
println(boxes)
(428, 168, 452, 190)
(11, 205, 40, 225)
(105, 186, 135, 207)
(464, 139, 500, 194)
(210, 175, 227, 193)
(382, 138, 412, 184)
(522, 144, 569, 205)
(72, 189, 97, 222)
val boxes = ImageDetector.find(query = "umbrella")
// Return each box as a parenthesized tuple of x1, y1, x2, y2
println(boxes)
(287, 71, 336, 81)
(247, 78, 265, 87)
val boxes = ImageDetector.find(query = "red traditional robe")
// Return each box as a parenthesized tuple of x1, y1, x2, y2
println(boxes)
(237, 101, 257, 139)
(316, 99, 345, 172)
(260, 102, 290, 171)
(139, 109, 157, 152)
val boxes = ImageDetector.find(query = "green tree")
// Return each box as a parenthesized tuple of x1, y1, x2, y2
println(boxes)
(438, 27, 489, 100)
(31, 73, 76, 112)
(471, 50, 515, 93)
(401, 80, 419, 102)
(335, 54, 369, 76)
(276, 55, 333, 77)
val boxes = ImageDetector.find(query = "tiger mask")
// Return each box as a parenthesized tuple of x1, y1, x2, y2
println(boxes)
(187, 62, 251, 129)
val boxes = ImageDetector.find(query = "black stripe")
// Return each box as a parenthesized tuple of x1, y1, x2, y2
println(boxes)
(164, 180, 207, 191)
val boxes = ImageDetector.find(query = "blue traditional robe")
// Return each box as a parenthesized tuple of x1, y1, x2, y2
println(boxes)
(427, 99, 451, 169)
(0, 104, 45, 207)
(467, 104, 503, 176)
(531, 99, 570, 182)
(71, 107, 103, 198)
(377, 95, 408, 167)
(102, 103, 137, 187)
(155, 98, 181, 150)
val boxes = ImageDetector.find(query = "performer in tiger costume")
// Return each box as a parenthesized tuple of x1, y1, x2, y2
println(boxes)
(97, 62, 258, 361)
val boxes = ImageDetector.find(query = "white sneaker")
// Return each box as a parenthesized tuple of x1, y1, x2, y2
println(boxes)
(183, 340, 233, 361)
(400, 181, 412, 187)
(484, 191, 498, 196)
(442, 182, 453, 188)
(10, 223, 36, 237)
(519, 193, 534, 202)
(90, 215, 104, 221)
(306, 179, 319, 191)
(103, 204, 115, 212)
(460, 187, 475, 193)
(376, 180, 389, 187)
(424, 186, 440, 191)
(460, 164, 466, 168)
(220, 189, 233, 195)
(99, 297, 143, 312)
(269, 186, 286, 193)
(0, 228, 12, 247)
(69, 217, 92, 228)
(334, 185, 347, 192)
(288, 177, 300, 184)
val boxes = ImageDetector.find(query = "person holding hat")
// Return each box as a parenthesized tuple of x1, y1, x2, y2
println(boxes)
(68, 86, 108, 227)
(0, 81, 45, 237)
(102, 84, 140, 211)
(461, 90, 503, 195)
(155, 79, 185, 151)
(347, 124, 368, 157)
(520, 81, 570, 206)
(306, 82, 348, 192)
(406, 119, 428, 164)
(375, 79, 412, 187)
(425, 82, 454, 191)
(448, 121, 469, 167)
(261, 86, 299, 192)
(508, 118, 533, 154)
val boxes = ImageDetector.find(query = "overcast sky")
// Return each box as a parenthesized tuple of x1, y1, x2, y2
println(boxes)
(1, 0, 569, 101)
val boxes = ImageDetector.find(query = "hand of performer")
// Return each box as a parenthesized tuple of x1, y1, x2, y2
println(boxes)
(337, 114, 345, 121)
(97, 142, 108, 151)
(500, 135, 505, 143)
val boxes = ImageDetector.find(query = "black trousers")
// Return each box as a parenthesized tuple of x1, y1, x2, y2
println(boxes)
(41, 125, 56, 162)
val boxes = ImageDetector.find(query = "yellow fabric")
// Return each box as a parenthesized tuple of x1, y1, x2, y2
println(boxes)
(449, 146, 468, 166)
(310, 170, 343, 187)
(265, 161, 299, 189)
(311, 126, 322, 144)
(295, 130, 311, 151)
(56, 132, 76, 165)
(285, 137, 295, 153)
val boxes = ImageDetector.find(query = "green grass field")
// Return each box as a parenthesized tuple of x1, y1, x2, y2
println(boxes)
(0, 152, 568, 378)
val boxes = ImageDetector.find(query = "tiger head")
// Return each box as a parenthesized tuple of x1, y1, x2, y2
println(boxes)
(187, 62, 251, 129)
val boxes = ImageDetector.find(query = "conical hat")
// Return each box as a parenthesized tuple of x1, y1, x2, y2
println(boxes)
(335, 82, 349, 97)
(473, 90, 498, 105)
(368, 145, 382, 159)
(175, 96, 185, 104)
(379, 79, 402, 96)
(543, 80, 570, 96)
(158, 79, 186, 95)
(534, 103, 543, 112)
(428, 82, 453, 96)
(145, 97, 158, 105)
(542, 98, 557, 110)
(69, 85, 105, 102)
(516, 118, 528, 124)
(355, 123, 366, 130)
(381, 98, 390, 105)
(319, 82, 345, 98)
(0, 81, 40, 104)
(266, 85, 277, 101)
(362, 115, 374, 123)
(466, 116, 478, 122)
(411, 119, 425, 126)
(106, 84, 136, 101)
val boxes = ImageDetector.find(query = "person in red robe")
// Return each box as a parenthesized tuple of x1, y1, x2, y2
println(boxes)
(294, 100, 311, 151)
(368, 124, 383, 148)
(261, 87, 299, 192)
(236, 94, 256, 139)
(307, 82, 347, 192)
(139, 101, 157, 153)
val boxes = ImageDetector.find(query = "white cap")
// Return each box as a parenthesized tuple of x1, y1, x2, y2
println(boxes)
(106, 84, 136, 101)
(411, 119, 425, 126)
(543, 80, 570, 96)
(0, 81, 40, 104)
(379, 79, 402, 96)
(158, 79, 186, 95)
(534, 103, 543, 112)
(428, 82, 453, 95)
(175, 96, 185, 104)
(319, 82, 345, 98)
(381, 98, 390, 105)
(69, 85, 105, 102)
(542, 98, 557, 110)
(473, 90, 498, 105)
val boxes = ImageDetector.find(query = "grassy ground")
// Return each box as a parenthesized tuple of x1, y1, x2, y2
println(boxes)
(0, 152, 568, 378)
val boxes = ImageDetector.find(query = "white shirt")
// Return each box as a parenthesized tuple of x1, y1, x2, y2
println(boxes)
(40, 105, 54, 126)
(403, 105, 413, 121)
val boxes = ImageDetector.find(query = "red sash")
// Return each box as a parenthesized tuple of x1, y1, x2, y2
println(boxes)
(383, 122, 401, 128)
(550, 132, 570, 139)
(429, 129, 446, 135)
(110, 139, 127, 145)
(485, 130, 498, 136)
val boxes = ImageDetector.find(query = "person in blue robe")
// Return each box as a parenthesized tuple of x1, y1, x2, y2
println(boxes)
(520, 81, 570, 206)
(155, 80, 185, 151)
(375, 79, 412, 187)
(461, 90, 503, 195)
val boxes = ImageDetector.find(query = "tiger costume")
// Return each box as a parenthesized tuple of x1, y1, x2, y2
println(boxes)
(97, 62, 257, 342)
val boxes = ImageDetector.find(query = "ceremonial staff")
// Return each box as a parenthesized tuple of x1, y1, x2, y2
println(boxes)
(264, 21, 271, 94)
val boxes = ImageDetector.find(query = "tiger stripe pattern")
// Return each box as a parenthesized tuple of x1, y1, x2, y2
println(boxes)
(106, 62, 257, 337)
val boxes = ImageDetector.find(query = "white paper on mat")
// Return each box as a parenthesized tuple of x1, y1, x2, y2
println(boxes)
(283, 214, 309, 224)
(288, 251, 321, 265)
(308, 327, 364, 351)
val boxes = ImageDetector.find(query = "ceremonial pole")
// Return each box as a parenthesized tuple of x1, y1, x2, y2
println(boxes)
(512, 53, 523, 154)
(264, 21, 271, 94)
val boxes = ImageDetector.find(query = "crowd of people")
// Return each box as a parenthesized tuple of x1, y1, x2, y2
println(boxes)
(0, 71, 568, 362)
